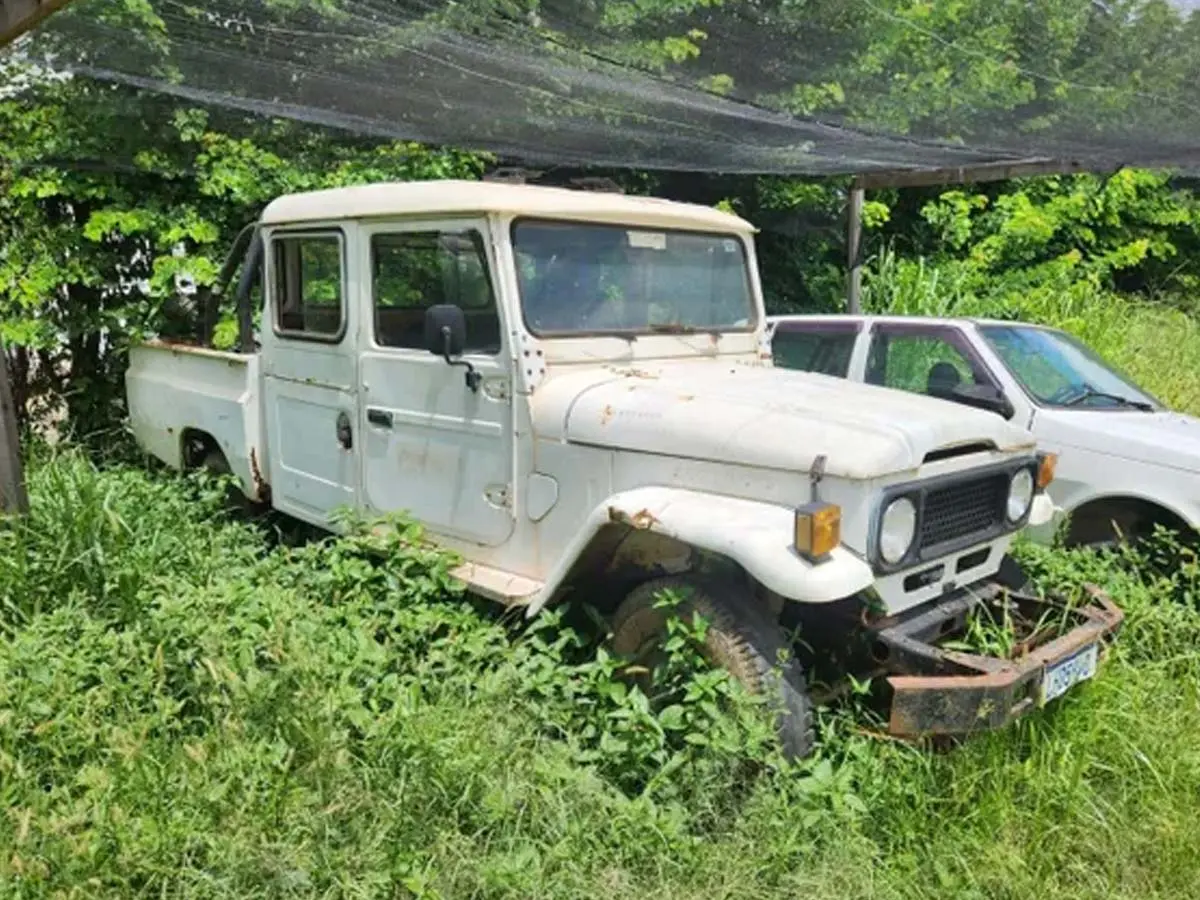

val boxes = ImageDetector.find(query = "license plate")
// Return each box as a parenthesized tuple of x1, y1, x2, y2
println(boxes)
(1039, 643, 1099, 705)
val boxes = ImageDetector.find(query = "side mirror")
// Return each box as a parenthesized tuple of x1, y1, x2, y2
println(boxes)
(423, 304, 481, 393)
(939, 383, 1015, 420)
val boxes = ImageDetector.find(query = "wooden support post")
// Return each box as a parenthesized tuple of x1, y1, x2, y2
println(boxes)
(0, 0, 78, 46)
(847, 182, 864, 314)
(0, 339, 28, 515)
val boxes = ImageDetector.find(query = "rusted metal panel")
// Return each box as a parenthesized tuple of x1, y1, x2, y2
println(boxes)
(878, 583, 1124, 737)
(248, 446, 268, 502)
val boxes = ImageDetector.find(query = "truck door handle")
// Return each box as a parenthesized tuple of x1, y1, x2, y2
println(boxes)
(367, 408, 393, 428)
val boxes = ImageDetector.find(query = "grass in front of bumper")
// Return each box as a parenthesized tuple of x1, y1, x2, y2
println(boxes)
(832, 537, 1200, 899)
(940, 585, 1080, 660)
(2, 454, 1199, 899)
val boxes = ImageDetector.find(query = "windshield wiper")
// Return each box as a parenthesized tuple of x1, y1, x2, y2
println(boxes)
(1064, 387, 1154, 411)
(647, 323, 699, 335)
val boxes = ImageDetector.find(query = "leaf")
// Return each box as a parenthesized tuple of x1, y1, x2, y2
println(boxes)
(658, 704, 687, 731)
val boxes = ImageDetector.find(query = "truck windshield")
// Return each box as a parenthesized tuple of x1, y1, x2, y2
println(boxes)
(978, 324, 1158, 411)
(512, 220, 755, 336)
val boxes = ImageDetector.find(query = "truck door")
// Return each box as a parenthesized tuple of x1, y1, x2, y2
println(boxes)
(357, 220, 514, 547)
(261, 225, 360, 527)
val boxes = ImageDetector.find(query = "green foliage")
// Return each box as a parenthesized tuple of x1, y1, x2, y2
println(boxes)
(912, 169, 1200, 298)
(2, 453, 1200, 897)
(713, 176, 850, 313)
(0, 67, 489, 439)
(6, 8, 1200, 891)
(511, 590, 778, 804)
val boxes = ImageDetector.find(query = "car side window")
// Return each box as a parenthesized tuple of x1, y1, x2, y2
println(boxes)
(272, 232, 345, 341)
(371, 229, 501, 354)
(771, 327, 858, 377)
(867, 330, 986, 399)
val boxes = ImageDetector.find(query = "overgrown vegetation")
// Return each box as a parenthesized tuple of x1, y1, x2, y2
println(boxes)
(5, 4, 1200, 894)
(0, 452, 1197, 899)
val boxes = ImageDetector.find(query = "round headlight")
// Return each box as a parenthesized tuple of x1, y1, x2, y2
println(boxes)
(880, 497, 917, 565)
(1007, 468, 1035, 522)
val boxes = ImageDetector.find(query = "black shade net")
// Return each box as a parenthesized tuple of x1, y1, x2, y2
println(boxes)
(7, 0, 1200, 176)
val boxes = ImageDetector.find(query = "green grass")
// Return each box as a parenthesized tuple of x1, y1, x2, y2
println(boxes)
(2, 452, 1200, 898)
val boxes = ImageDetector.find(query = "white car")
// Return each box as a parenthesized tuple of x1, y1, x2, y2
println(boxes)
(767, 313, 1199, 548)
(123, 181, 1121, 757)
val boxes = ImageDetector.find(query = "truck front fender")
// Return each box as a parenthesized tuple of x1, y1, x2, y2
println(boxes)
(526, 486, 875, 617)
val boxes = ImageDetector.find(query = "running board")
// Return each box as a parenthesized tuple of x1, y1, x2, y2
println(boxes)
(451, 561, 542, 607)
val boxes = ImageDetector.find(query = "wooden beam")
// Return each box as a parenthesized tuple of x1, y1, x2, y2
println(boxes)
(0, 0, 76, 46)
(0, 341, 28, 515)
(847, 185, 864, 314)
(852, 158, 1097, 192)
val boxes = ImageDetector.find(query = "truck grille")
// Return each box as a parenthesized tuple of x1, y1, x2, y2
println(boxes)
(919, 473, 1008, 552)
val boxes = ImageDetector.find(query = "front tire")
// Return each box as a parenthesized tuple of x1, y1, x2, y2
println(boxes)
(610, 575, 814, 759)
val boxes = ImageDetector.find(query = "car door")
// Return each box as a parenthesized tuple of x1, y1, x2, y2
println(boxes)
(865, 322, 1005, 405)
(261, 225, 360, 527)
(769, 320, 863, 378)
(357, 219, 515, 547)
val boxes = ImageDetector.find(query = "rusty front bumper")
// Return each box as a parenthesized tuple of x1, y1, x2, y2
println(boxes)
(872, 582, 1124, 737)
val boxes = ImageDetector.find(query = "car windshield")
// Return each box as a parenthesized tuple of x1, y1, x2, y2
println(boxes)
(978, 324, 1158, 410)
(512, 220, 755, 336)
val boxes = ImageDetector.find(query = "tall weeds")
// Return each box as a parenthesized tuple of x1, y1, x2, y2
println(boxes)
(1, 453, 1199, 898)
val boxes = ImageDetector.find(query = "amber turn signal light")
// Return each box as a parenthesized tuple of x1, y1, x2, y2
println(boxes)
(1036, 452, 1058, 490)
(794, 501, 841, 562)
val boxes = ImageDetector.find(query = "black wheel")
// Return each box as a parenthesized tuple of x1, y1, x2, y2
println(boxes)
(1065, 508, 1144, 550)
(610, 575, 814, 759)
(200, 447, 255, 514)
(201, 446, 230, 475)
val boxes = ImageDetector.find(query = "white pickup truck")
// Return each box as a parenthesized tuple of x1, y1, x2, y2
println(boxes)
(126, 180, 1122, 757)
(767, 313, 1200, 549)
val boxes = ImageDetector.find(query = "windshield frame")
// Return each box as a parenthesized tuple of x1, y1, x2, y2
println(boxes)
(509, 216, 759, 339)
(977, 322, 1161, 412)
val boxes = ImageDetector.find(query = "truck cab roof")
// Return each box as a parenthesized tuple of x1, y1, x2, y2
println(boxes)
(260, 179, 757, 234)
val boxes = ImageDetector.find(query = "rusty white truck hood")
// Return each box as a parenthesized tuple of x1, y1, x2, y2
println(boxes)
(532, 361, 1035, 480)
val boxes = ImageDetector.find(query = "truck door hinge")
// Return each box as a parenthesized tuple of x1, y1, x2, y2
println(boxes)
(483, 378, 511, 402)
(485, 484, 512, 509)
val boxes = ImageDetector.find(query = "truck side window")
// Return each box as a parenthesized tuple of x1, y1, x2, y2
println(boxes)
(272, 233, 345, 340)
(371, 229, 500, 354)
(771, 326, 857, 377)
